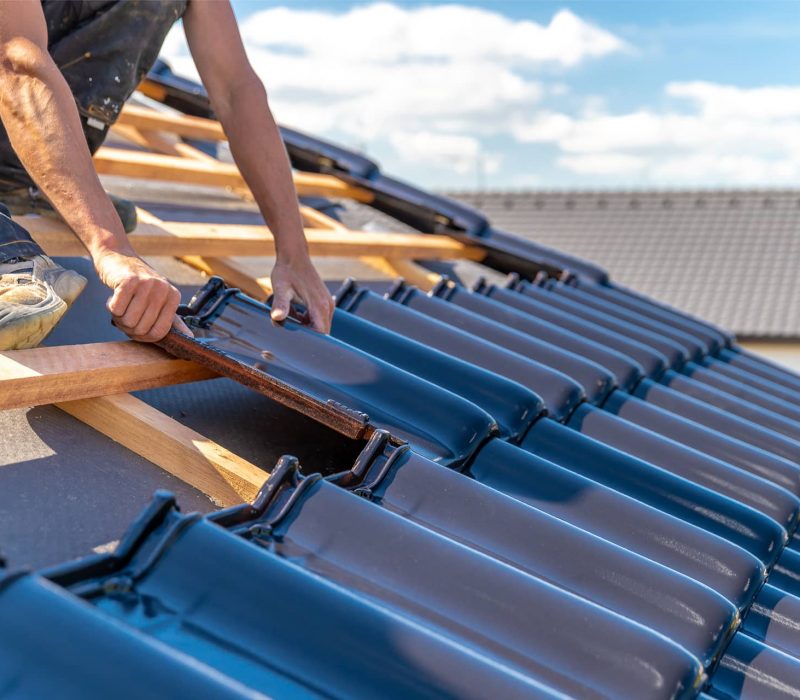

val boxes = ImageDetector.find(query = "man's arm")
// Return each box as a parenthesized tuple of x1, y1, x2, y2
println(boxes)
(0, 1, 188, 342)
(183, 1, 334, 333)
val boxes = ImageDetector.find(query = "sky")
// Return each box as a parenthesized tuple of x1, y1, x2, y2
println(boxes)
(161, 1, 800, 190)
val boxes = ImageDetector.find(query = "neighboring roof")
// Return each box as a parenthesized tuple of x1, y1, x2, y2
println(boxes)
(447, 189, 800, 340)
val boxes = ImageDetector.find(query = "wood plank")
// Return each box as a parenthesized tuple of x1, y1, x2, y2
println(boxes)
(93, 147, 374, 202)
(16, 213, 166, 256)
(134, 128, 220, 163)
(183, 207, 351, 296)
(0, 341, 216, 410)
(119, 103, 226, 141)
(135, 207, 169, 226)
(20, 214, 478, 259)
(111, 122, 157, 150)
(163, 222, 477, 258)
(300, 205, 350, 231)
(95, 146, 241, 184)
(17, 212, 168, 239)
(136, 79, 168, 103)
(58, 393, 267, 506)
(141, 209, 275, 302)
(149, 173, 350, 292)
(141, 132, 259, 203)
(112, 123, 217, 166)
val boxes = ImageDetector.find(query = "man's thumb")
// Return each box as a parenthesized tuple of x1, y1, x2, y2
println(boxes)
(270, 289, 292, 322)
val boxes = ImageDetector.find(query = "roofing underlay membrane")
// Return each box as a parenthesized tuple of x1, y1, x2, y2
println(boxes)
(5, 64, 800, 699)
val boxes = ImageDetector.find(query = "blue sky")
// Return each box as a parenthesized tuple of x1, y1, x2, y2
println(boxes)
(163, 1, 800, 190)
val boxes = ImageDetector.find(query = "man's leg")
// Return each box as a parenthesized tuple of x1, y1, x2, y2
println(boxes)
(0, 204, 86, 350)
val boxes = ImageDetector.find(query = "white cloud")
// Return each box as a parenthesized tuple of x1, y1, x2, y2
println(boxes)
(389, 131, 501, 175)
(237, 4, 625, 70)
(160, 3, 624, 180)
(515, 82, 800, 184)
(667, 81, 800, 120)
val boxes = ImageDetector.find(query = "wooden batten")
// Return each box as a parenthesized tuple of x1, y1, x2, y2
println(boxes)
(19, 213, 478, 261)
(0, 341, 216, 410)
(59, 393, 268, 506)
(119, 103, 226, 141)
(93, 147, 374, 202)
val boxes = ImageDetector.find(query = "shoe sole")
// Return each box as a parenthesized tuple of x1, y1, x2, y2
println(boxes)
(0, 298, 67, 350)
(0, 270, 80, 350)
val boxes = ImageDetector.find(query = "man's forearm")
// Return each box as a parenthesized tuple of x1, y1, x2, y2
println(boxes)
(0, 40, 133, 259)
(215, 77, 308, 261)
(183, 0, 333, 332)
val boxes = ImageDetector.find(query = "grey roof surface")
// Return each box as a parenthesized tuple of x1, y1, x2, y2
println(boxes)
(447, 189, 800, 340)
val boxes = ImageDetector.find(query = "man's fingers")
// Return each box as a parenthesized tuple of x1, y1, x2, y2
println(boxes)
(107, 279, 136, 317)
(113, 319, 135, 336)
(308, 294, 334, 333)
(139, 307, 177, 343)
(129, 288, 164, 338)
(116, 285, 151, 330)
(136, 286, 181, 342)
(113, 284, 181, 343)
(172, 315, 194, 337)
(270, 287, 293, 323)
(309, 315, 327, 333)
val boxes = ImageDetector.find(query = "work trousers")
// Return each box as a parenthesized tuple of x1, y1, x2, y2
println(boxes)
(0, 0, 186, 263)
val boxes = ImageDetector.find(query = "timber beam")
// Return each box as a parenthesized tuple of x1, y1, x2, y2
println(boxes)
(59, 393, 268, 506)
(93, 147, 374, 202)
(119, 104, 226, 141)
(0, 341, 216, 410)
(17, 214, 480, 261)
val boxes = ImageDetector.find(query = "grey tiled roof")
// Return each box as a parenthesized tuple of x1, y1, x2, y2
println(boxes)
(447, 190, 800, 340)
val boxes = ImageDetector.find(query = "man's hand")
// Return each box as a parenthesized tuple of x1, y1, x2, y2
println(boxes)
(270, 255, 334, 334)
(94, 250, 191, 342)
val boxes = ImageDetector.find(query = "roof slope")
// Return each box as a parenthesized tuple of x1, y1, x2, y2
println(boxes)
(7, 70, 800, 697)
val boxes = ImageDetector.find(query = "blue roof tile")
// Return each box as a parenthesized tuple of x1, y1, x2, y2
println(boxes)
(7, 62, 800, 698)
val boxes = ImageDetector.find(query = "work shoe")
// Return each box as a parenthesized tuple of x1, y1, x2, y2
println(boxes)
(0, 255, 87, 350)
(2, 186, 138, 233)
